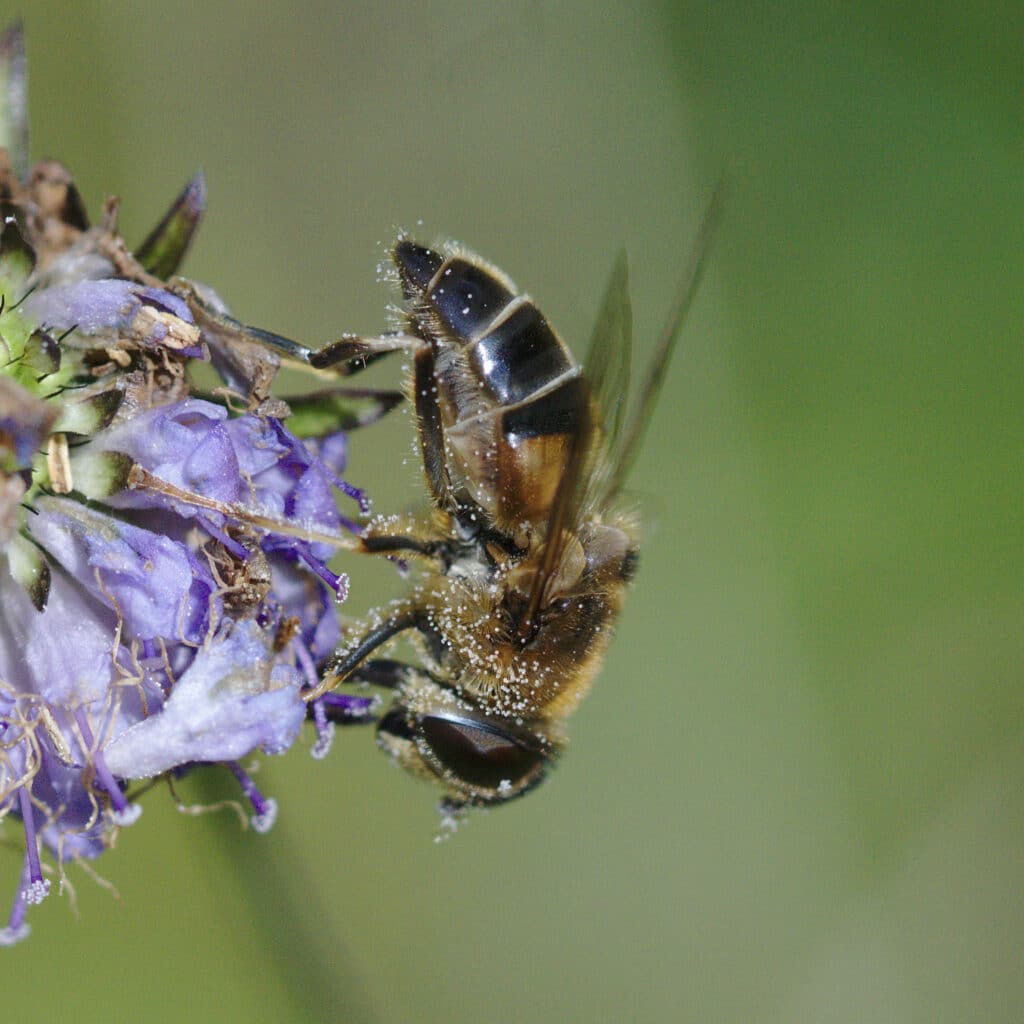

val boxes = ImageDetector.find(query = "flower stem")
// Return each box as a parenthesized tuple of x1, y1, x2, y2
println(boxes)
(193, 768, 380, 1024)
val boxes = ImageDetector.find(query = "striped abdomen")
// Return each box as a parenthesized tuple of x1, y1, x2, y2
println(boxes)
(394, 240, 595, 531)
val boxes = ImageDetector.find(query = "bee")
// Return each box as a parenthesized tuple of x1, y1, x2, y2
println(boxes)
(318, 193, 720, 812)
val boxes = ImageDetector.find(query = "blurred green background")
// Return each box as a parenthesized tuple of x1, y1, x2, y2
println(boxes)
(5, 2, 1022, 1022)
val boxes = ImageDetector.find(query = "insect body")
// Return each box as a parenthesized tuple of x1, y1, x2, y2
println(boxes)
(321, 198, 719, 811)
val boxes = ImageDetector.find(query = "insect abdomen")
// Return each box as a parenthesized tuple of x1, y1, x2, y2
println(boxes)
(395, 241, 593, 527)
(469, 302, 574, 404)
(396, 241, 576, 394)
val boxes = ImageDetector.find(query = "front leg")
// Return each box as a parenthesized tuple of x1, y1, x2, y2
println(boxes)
(412, 342, 457, 513)
(343, 658, 422, 690)
(355, 506, 461, 568)
(308, 658, 422, 727)
(312, 335, 474, 527)
(313, 593, 455, 697)
(317, 604, 425, 692)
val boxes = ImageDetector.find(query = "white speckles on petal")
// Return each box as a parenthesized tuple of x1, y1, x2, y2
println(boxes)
(103, 620, 305, 779)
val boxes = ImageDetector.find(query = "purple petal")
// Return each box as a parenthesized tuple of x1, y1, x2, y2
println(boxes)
(269, 555, 341, 660)
(27, 495, 217, 643)
(103, 620, 305, 779)
(23, 279, 201, 356)
(33, 751, 107, 860)
(0, 557, 117, 706)
(95, 398, 242, 517)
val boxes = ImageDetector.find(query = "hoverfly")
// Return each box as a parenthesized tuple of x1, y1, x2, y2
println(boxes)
(311, 190, 721, 813)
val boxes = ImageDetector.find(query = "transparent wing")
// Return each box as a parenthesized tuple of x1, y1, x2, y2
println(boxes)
(585, 249, 633, 464)
(601, 181, 724, 502)
(517, 256, 630, 633)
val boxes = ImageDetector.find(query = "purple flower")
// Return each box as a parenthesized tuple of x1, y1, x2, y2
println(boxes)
(0, 30, 388, 941)
(26, 495, 218, 644)
(24, 279, 205, 358)
(0, 294, 367, 944)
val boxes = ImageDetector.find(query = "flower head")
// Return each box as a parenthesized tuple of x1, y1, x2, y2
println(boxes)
(0, 22, 395, 943)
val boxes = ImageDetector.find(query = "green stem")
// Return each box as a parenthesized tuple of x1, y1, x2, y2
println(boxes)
(193, 768, 380, 1024)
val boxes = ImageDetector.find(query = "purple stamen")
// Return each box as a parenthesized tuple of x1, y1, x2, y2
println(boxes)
(321, 463, 371, 518)
(309, 691, 379, 759)
(318, 692, 378, 719)
(74, 710, 141, 826)
(268, 416, 370, 516)
(296, 546, 349, 601)
(16, 787, 50, 904)
(309, 697, 335, 760)
(293, 636, 336, 759)
(339, 480, 371, 515)
(199, 516, 249, 560)
(292, 637, 319, 691)
(337, 513, 363, 536)
(227, 761, 277, 834)
(0, 860, 32, 947)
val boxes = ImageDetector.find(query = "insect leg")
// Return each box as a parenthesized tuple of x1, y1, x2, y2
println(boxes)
(308, 659, 419, 726)
(317, 605, 425, 689)
(360, 534, 444, 558)
(344, 658, 420, 690)
(412, 343, 456, 512)
(306, 333, 414, 375)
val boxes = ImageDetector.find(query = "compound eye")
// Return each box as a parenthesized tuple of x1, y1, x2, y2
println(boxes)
(419, 714, 547, 793)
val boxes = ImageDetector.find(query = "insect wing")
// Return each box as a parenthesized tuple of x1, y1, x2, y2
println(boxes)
(585, 248, 633, 462)
(602, 183, 723, 501)
(521, 250, 635, 632)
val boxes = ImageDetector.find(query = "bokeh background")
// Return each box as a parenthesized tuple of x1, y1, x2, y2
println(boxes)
(5, 3, 1022, 1022)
